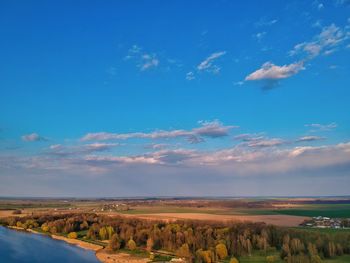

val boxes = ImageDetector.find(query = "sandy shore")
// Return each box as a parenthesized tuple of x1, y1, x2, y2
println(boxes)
(96, 250, 149, 263)
(51, 234, 104, 251)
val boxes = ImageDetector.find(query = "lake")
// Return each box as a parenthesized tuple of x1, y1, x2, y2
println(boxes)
(0, 226, 99, 263)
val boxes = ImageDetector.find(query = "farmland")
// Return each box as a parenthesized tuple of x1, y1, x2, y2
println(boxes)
(1, 197, 350, 226)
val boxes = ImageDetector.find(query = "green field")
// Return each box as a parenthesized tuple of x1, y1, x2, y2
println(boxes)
(118, 202, 350, 219)
(237, 204, 350, 218)
(237, 253, 283, 263)
(323, 255, 350, 262)
(272, 204, 350, 218)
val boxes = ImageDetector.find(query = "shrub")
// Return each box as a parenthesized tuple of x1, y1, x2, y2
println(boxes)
(41, 224, 49, 232)
(67, 232, 78, 239)
(266, 255, 276, 263)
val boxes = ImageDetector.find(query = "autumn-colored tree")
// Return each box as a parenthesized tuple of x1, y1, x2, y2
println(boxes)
(290, 238, 304, 255)
(196, 249, 213, 263)
(67, 232, 78, 239)
(176, 243, 192, 259)
(80, 220, 89, 230)
(146, 237, 154, 252)
(109, 233, 121, 251)
(86, 228, 96, 240)
(41, 224, 49, 232)
(49, 226, 57, 234)
(106, 226, 115, 239)
(127, 238, 137, 250)
(99, 227, 108, 240)
(216, 243, 228, 260)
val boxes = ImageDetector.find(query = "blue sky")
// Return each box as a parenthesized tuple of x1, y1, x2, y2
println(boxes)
(1, 0, 350, 197)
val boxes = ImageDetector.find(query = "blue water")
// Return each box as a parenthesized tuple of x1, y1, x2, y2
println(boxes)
(0, 226, 99, 263)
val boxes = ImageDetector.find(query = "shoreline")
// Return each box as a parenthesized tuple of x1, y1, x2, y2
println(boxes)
(5, 226, 151, 263)
(6, 226, 105, 262)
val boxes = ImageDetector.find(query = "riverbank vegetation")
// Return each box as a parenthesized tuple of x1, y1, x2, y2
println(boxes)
(1, 213, 350, 262)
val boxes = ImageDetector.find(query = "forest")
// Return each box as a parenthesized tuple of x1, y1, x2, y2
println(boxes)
(1, 213, 350, 263)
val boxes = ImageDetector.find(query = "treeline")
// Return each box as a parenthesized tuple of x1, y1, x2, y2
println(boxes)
(1, 213, 350, 263)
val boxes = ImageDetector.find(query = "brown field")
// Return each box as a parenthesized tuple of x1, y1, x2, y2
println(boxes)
(120, 212, 308, 227)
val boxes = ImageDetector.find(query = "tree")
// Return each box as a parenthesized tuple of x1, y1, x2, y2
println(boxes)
(106, 226, 115, 239)
(109, 234, 121, 251)
(176, 243, 192, 259)
(67, 232, 78, 239)
(99, 227, 108, 240)
(146, 237, 154, 252)
(196, 249, 213, 263)
(127, 238, 137, 250)
(215, 243, 228, 260)
(41, 224, 49, 232)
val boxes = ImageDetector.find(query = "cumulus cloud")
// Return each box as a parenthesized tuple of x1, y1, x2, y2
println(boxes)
(246, 23, 349, 88)
(81, 120, 238, 142)
(21, 133, 47, 142)
(197, 51, 226, 73)
(245, 61, 305, 81)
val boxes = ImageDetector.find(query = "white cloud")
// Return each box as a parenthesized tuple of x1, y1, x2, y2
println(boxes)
(233, 81, 244, 86)
(125, 45, 160, 71)
(82, 120, 238, 142)
(186, 71, 195, 80)
(246, 23, 349, 85)
(197, 51, 226, 73)
(8, 141, 350, 179)
(245, 61, 305, 80)
(21, 133, 47, 142)
(290, 24, 349, 58)
(247, 138, 285, 148)
(305, 122, 338, 131)
(48, 143, 118, 156)
(254, 31, 266, 41)
(255, 18, 278, 27)
(140, 54, 159, 71)
(313, 0, 324, 10)
(296, 136, 325, 142)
